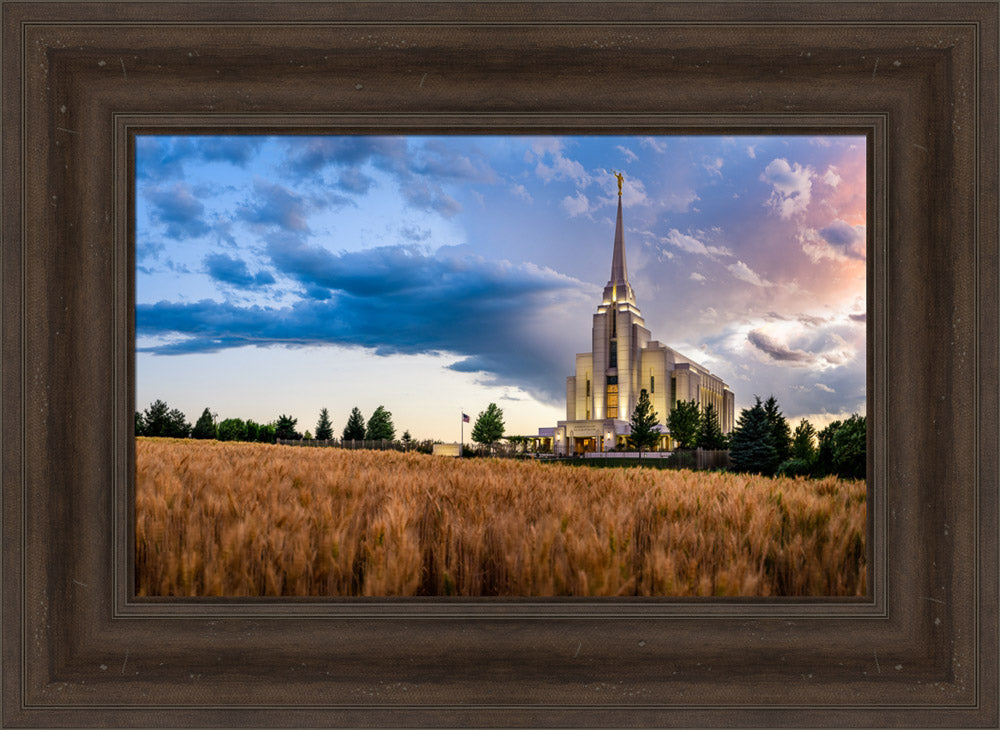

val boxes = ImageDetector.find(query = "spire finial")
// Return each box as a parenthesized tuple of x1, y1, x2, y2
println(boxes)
(613, 170, 624, 197)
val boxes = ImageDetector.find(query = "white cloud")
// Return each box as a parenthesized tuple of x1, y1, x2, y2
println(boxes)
(703, 157, 724, 177)
(640, 137, 667, 154)
(560, 190, 591, 218)
(663, 229, 731, 258)
(746, 145, 757, 159)
(529, 137, 563, 157)
(690, 272, 706, 282)
(616, 145, 639, 162)
(510, 183, 532, 203)
(662, 189, 700, 213)
(822, 165, 841, 187)
(727, 260, 774, 287)
(597, 172, 648, 208)
(536, 154, 591, 185)
(799, 221, 866, 263)
(761, 158, 814, 219)
(815, 383, 835, 393)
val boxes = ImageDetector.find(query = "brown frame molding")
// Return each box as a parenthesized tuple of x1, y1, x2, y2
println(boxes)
(2, 2, 996, 727)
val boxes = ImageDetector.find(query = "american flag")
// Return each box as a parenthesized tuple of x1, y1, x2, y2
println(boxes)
(462, 413, 470, 423)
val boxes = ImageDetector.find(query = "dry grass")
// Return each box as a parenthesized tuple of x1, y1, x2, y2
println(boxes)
(135, 437, 866, 597)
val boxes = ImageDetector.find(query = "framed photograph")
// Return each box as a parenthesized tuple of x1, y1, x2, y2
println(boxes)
(3, 1, 996, 727)
(133, 131, 868, 600)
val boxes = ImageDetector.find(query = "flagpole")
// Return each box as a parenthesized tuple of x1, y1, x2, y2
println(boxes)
(460, 411, 464, 457)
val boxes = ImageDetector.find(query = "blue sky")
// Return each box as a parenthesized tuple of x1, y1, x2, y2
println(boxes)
(136, 134, 866, 440)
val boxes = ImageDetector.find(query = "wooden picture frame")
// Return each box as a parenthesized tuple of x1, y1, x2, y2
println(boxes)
(2, 1, 996, 727)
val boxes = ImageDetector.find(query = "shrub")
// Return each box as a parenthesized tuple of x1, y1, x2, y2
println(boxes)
(776, 458, 813, 478)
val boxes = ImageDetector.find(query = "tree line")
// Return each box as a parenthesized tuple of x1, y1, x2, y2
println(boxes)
(134, 399, 511, 452)
(728, 395, 865, 480)
(628, 389, 866, 479)
(136, 400, 405, 444)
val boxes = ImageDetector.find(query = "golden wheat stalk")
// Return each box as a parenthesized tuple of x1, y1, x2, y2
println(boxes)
(135, 438, 866, 597)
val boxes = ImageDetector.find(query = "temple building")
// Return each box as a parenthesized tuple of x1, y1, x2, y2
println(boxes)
(540, 174, 735, 456)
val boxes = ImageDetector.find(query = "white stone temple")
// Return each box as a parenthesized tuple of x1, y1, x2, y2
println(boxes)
(539, 173, 735, 456)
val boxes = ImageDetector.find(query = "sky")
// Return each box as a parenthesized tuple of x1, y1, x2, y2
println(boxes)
(135, 134, 866, 441)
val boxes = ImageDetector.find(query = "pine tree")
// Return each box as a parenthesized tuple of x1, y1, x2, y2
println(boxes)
(815, 419, 842, 476)
(342, 407, 366, 441)
(696, 402, 728, 450)
(791, 418, 817, 461)
(192, 408, 216, 439)
(401, 430, 413, 450)
(315, 407, 333, 440)
(627, 389, 660, 460)
(763, 395, 792, 464)
(274, 414, 301, 441)
(471, 403, 505, 446)
(134, 411, 146, 437)
(729, 396, 779, 475)
(142, 399, 171, 437)
(666, 399, 701, 449)
(365, 405, 395, 441)
(167, 408, 191, 438)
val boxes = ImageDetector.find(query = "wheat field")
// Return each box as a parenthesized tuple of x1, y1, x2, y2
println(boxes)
(135, 437, 867, 597)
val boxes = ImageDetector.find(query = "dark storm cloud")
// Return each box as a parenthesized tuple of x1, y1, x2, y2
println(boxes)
(399, 179, 462, 218)
(204, 252, 275, 289)
(399, 225, 432, 242)
(137, 239, 165, 262)
(136, 136, 264, 180)
(819, 219, 866, 260)
(284, 137, 407, 174)
(747, 330, 814, 364)
(335, 167, 375, 195)
(849, 312, 866, 323)
(195, 137, 264, 166)
(144, 183, 211, 239)
(282, 136, 493, 218)
(137, 244, 588, 403)
(237, 179, 311, 231)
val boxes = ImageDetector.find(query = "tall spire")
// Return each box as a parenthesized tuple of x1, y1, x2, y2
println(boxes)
(602, 172, 635, 306)
(609, 192, 628, 287)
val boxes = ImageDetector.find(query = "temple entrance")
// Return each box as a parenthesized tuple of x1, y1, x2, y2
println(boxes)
(574, 437, 596, 454)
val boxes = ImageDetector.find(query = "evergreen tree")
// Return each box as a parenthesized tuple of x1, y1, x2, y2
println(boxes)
(141, 399, 190, 438)
(729, 396, 779, 475)
(342, 407, 366, 441)
(142, 399, 171, 437)
(166, 408, 192, 438)
(217, 417, 247, 442)
(192, 408, 216, 440)
(666, 399, 701, 449)
(471, 403, 505, 446)
(365, 405, 396, 441)
(401, 430, 413, 450)
(791, 419, 817, 462)
(696, 402, 728, 450)
(274, 414, 301, 441)
(763, 395, 792, 463)
(134, 411, 145, 437)
(315, 407, 333, 440)
(627, 389, 660, 460)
